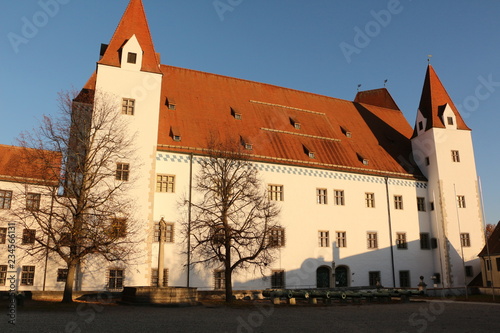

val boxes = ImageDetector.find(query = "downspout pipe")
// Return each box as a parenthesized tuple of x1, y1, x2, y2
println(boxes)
(385, 176, 396, 288)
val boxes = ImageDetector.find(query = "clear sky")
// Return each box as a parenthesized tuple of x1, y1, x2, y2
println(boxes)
(1, 0, 499, 223)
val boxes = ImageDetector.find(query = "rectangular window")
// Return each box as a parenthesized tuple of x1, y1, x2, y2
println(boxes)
(109, 218, 127, 238)
(151, 268, 169, 287)
(156, 175, 175, 193)
(465, 266, 473, 277)
(116, 163, 129, 181)
(154, 222, 174, 243)
(316, 188, 327, 204)
(22, 229, 36, 244)
(21, 266, 35, 285)
(418, 121, 423, 131)
(447, 117, 454, 125)
(334, 190, 345, 206)
(367, 232, 378, 249)
(420, 233, 430, 249)
(214, 270, 225, 290)
(26, 193, 41, 211)
(399, 270, 410, 288)
(268, 185, 284, 201)
(0, 265, 7, 286)
(365, 193, 375, 208)
(460, 233, 471, 247)
(269, 227, 285, 247)
(396, 232, 407, 249)
(127, 52, 137, 64)
(369, 271, 380, 287)
(394, 195, 403, 210)
(417, 197, 426, 212)
(496, 258, 500, 272)
(486, 259, 492, 271)
(0, 190, 12, 209)
(451, 150, 460, 162)
(425, 157, 430, 166)
(0, 228, 6, 244)
(457, 195, 466, 208)
(271, 270, 285, 289)
(108, 269, 124, 290)
(318, 231, 329, 247)
(122, 98, 135, 115)
(57, 269, 68, 282)
(336, 231, 346, 248)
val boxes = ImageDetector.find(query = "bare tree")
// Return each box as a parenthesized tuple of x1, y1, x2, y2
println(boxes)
(13, 89, 140, 303)
(184, 139, 281, 302)
(485, 223, 497, 240)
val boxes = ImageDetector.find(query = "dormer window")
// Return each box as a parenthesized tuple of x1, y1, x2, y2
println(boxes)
(341, 126, 351, 138)
(357, 153, 369, 165)
(171, 127, 181, 142)
(418, 121, 423, 131)
(447, 117, 454, 125)
(166, 97, 176, 110)
(231, 108, 242, 120)
(127, 52, 137, 64)
(240, 136, 252, 150)
(303, 145, 315, 159)
(290, 117, 301, 129)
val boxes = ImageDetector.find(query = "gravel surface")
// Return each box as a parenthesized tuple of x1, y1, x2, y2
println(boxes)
(2, 300, 500, 333)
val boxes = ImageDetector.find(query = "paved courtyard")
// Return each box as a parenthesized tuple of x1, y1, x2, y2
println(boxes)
(2, 300, 500, 333)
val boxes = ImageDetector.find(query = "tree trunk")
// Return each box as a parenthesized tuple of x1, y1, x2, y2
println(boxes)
(61, 261, 77, 303)
(224, 266, 233, 303)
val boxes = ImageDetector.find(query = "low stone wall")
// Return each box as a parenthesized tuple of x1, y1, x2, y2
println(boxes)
(122, 287, 198, 305)
(30, 291, 122, 302)
(478, 287, 500, 296)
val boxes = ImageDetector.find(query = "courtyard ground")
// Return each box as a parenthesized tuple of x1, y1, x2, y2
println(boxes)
(1, 297, 500, 332)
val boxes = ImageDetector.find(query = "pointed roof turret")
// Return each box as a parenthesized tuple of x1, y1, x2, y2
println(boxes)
(413, 65, 470, 137)
(98, 0, 161, 74)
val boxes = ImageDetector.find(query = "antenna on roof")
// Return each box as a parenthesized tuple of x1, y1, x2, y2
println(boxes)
(384, 79, 388, 87)
(427, 54, 432, 64)
(357, 84, 362, 92)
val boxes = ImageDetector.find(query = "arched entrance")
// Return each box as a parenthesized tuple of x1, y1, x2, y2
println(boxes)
(335, 266, 349, 287)
(316, 266, 331, 288)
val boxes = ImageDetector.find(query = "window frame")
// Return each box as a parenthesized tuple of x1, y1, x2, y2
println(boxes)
(0, 190, 13, 209)
(460, 233, 471, 247)
(316, 188, 327, 205)
(122, 98, 135, 115)
(26, 193, 41, 211)
(451, 150, 460, 162)
(153, 222, 175, 243)
(156, 174, 175, 193)
(214, 270, 225, 290)
(21, 266, 35, 286)
(457, 195, 466, 208)
(127, 52, 137, 64)
(22, 229, 36, 244)
(271, 270, 285, 289)
(57, 268, 68, 282)
(0, 265, 7, 286)
(420, 232, 430, 250)
(394, 195, 403, 210)
(268, 184, 284, 201)
(151, 268, 169, 287)
(367, 232, 378, 249)
(108, 269, 124, 290)
(318, 231, 329, 248)
(269, 227, 285, 247)
(365, 192, 375, 208)
(334, 189, 345, 206)
(417, 197, 426, 212)
(399, 270, 411, 288)
(396, 232, 407, 249)
(368, 271, 380, 287)
(115, 163, 130, 181)
(0, 227, 6, 244)
(336, 231, 347, 248)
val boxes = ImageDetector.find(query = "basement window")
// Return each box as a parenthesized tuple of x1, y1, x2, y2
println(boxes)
(127, 52, 137, 64)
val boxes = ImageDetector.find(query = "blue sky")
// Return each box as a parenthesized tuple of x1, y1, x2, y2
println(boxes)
(1, 0, 499, 223)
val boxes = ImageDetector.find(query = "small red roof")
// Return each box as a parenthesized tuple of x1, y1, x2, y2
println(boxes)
(479, 223, 500, 257)
(354, 88, 400, 111)
(412, 65, 470, 137)
(0, 144, 61, 184)
(98, 0, 161, 74)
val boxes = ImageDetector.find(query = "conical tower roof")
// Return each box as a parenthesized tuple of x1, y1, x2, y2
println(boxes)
(98, 0, 161, 74)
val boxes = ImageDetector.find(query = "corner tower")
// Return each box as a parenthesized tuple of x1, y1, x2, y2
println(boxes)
(411, 65, 484, 288)
(93, 0, 163, 286)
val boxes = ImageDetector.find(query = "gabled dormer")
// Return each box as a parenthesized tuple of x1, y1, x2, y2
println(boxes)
(98, 0, 161, 74)
(439, 104, 457, 130)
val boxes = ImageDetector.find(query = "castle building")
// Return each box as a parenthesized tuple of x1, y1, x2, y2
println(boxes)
(0, 0, 485, 292)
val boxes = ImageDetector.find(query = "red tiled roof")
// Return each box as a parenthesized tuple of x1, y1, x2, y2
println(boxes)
(354, 88, 400, 111)
(479, 223, 500, 257)
(412, 65, 470, 138)
(98, 0, 161, 74)
(0, 145, 61, 184)
(157, 66, 424, 180)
